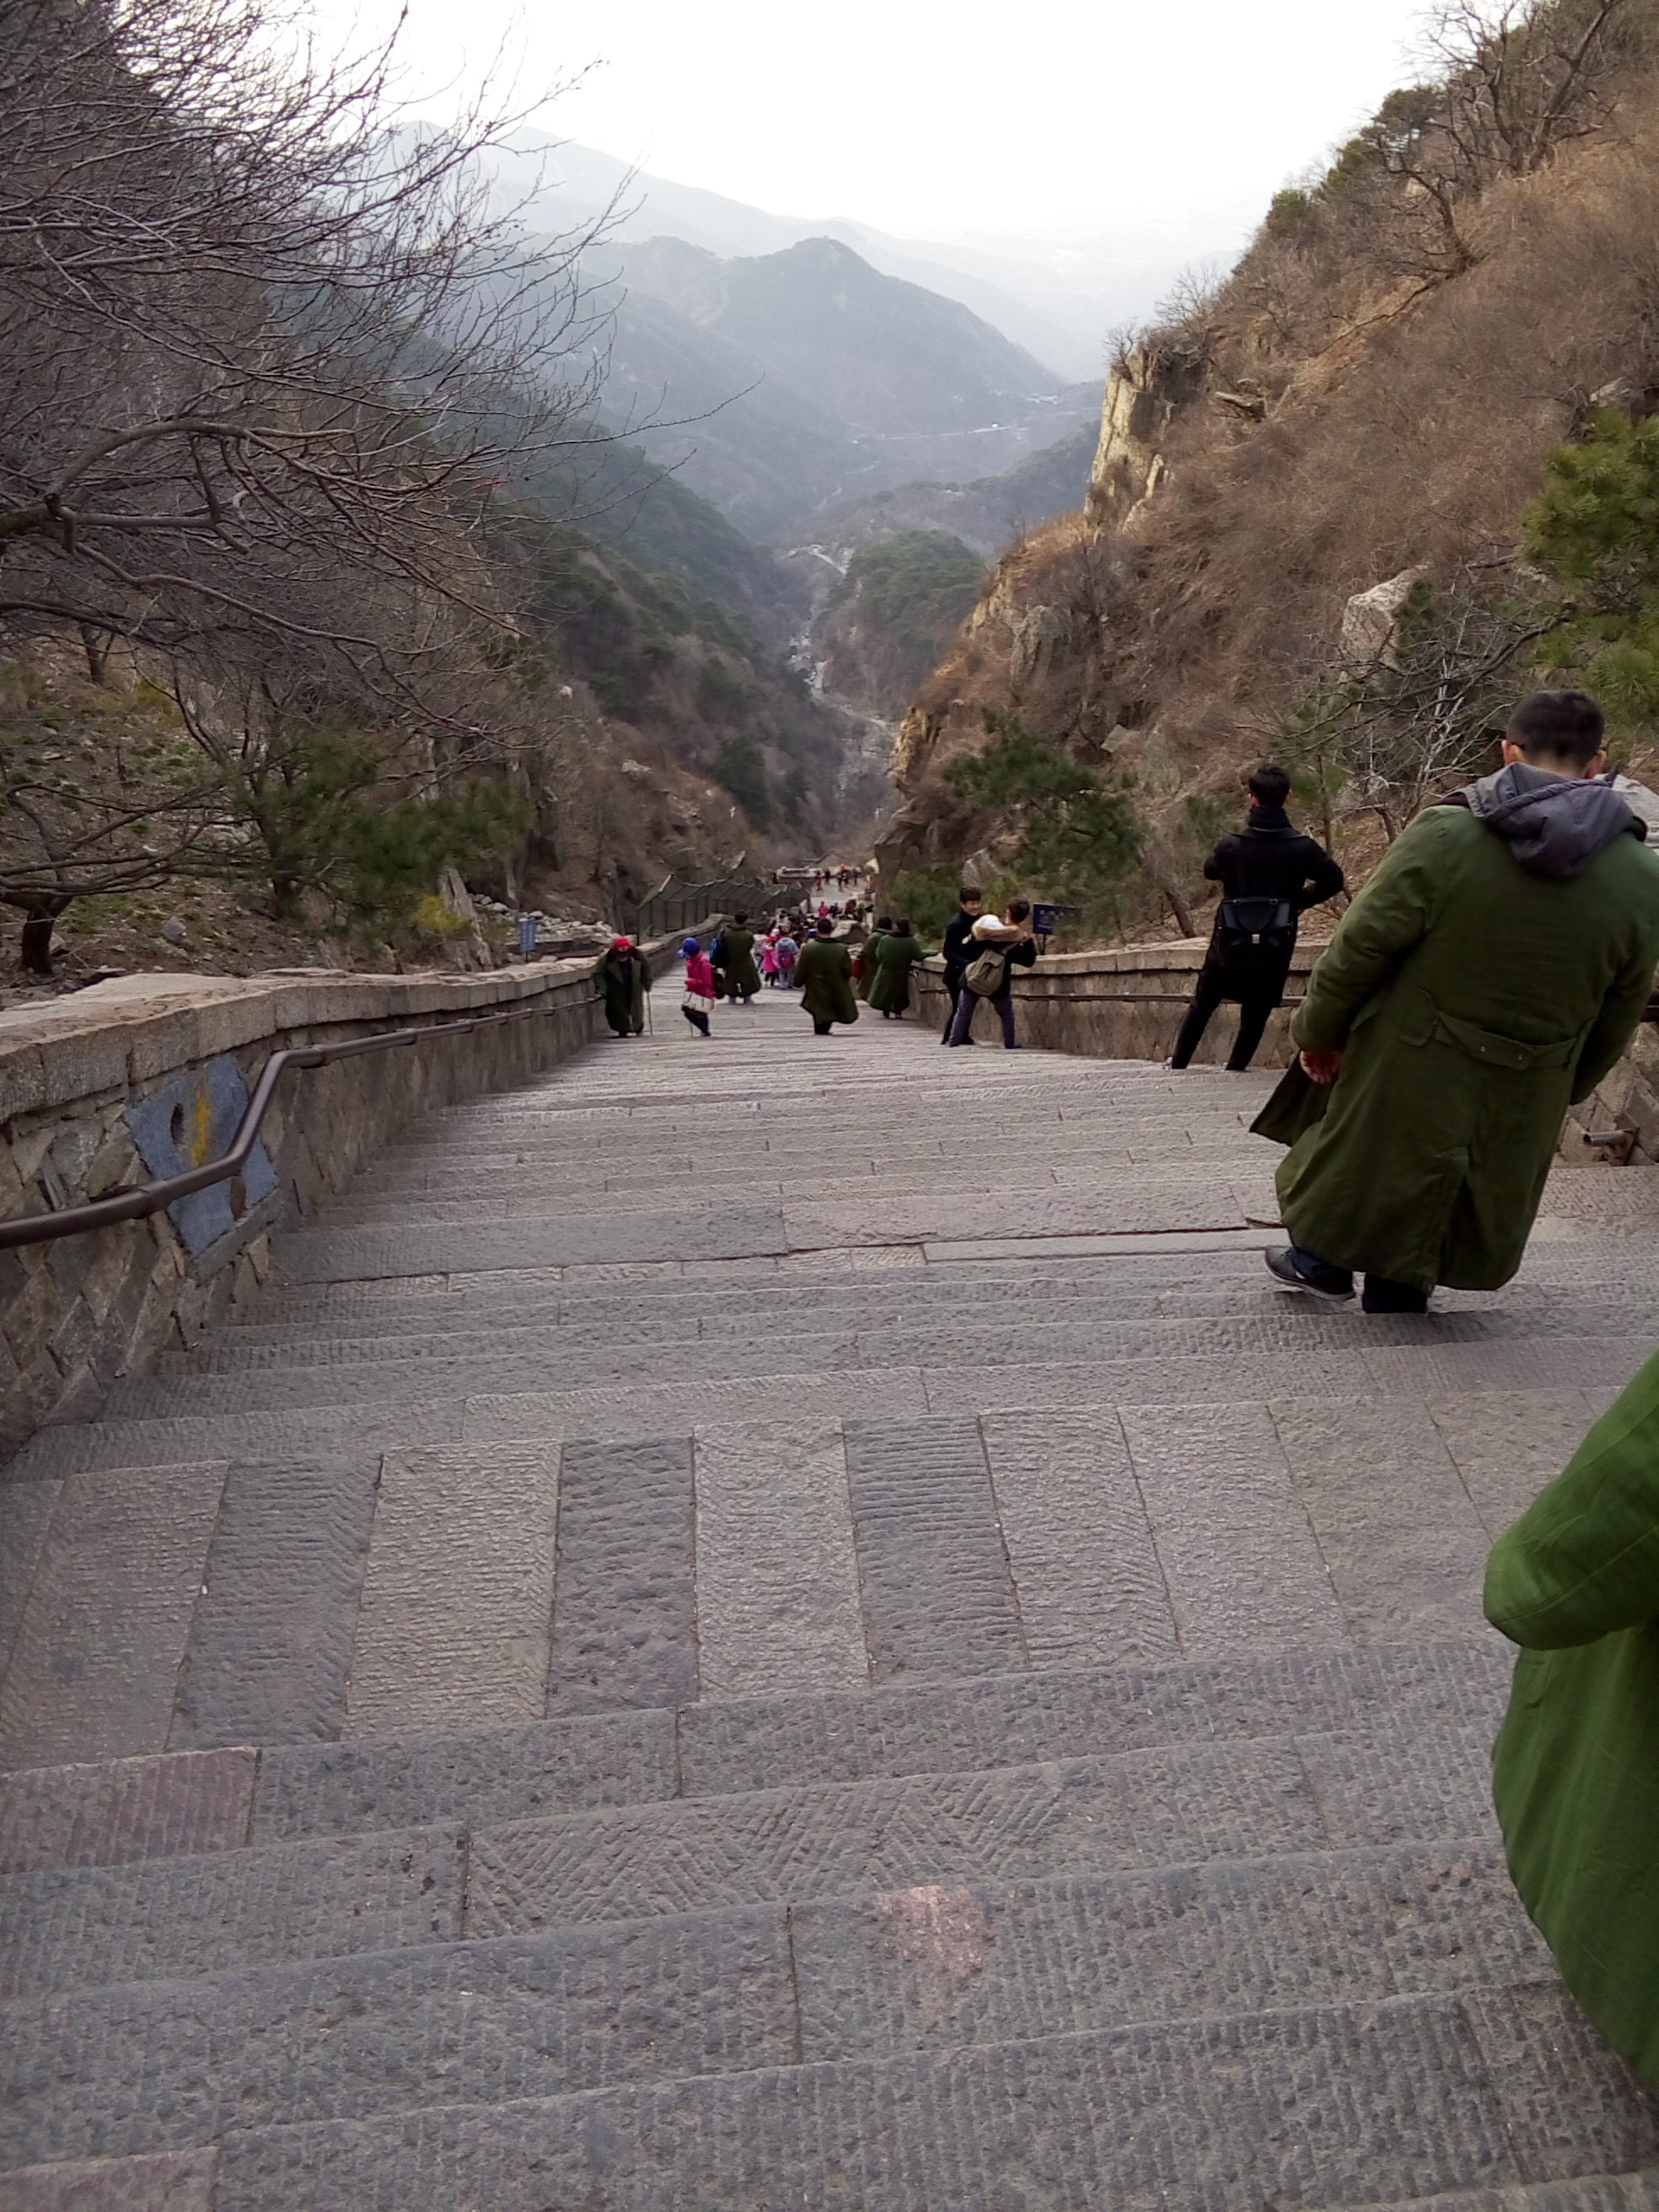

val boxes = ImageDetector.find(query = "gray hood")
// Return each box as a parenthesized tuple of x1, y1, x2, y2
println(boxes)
(1458, 761, 1642, 879)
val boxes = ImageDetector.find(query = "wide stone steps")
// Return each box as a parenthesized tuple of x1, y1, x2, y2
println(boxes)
(104, 1302, 1659, 1421)
(190, 1981, 1659, 2212)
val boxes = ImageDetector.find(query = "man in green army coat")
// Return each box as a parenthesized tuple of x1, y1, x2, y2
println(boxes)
(592, 936, 650, 1037)
(717, 911, 762, 1005)
(855, 916, 891, 1003)
(867, 919, 926, 1019)
(1257, 690, 1659, 1312)
(1485, 1348, 1659, 2089)
(794, 916, 859, 1036)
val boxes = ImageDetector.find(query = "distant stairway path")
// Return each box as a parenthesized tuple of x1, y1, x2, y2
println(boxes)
(3, 991, 1659, 2210)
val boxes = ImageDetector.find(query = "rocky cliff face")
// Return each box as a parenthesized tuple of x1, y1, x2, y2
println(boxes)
(881, 11, 1659, 900)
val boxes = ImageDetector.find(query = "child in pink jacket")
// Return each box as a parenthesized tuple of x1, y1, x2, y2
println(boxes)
(680, 937, 716, 1035)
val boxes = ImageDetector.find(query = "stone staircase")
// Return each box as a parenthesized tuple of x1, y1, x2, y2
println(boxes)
(3, 992, 1659, 2209)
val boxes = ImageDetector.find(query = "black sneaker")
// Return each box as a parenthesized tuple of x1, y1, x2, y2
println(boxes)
(1264, 1245, 1355, 1303)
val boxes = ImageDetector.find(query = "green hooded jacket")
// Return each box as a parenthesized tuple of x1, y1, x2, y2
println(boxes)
(867, 932, 924, 1014)
(855, 929, 888, 1002)
(1486, 1345, 1659, 2087)
(795, 936, 858, 1027)
(1259, 797, 1659, 1290)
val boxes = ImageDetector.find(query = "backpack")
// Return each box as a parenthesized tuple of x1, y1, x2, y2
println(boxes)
(1215, 896, 1296, 964)
(964, 945, 1010, 996)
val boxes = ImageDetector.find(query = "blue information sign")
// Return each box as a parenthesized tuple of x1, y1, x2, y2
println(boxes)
(518, 914, 539, 957)
(1031, 903, 1078, 938)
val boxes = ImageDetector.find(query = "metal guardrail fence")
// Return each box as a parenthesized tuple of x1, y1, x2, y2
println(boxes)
(635, 871, 777, 941)
(0, 989, 600, 1253)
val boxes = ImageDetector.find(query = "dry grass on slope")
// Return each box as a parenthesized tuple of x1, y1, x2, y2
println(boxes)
(889, 65, 1659, 894)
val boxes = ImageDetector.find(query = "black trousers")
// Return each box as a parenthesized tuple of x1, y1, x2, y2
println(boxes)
(1170, 970, 1283, 1071)
(941, 967, 964, 1037)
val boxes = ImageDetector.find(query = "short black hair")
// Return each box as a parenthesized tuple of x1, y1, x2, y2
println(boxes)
(734, 909, 748, 923)
(895, 917, 912, 936)
(1248, 763, 1291, 807)
(815, 915, 834, 935)
(1007, 898, 1031, 922)
(1509, 689, 1606, 765)
(958, 886, 982, 904)
(876, 915, 894, 932)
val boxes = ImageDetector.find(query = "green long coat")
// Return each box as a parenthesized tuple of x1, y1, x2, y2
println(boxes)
(855, 930, 888, 1002)
(1260, 805, 1659, 1290)
(795, 937, 858, 1027)
(718, 926, 762, 999)
(1486, 1345, 1659, 2087)
(593, 948, 649, 1034)
(867, 932, 925, 1014)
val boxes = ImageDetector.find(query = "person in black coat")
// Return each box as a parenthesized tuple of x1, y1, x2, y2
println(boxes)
(1169, 764, 1344, 1071)
(938, 885, 984, 1042)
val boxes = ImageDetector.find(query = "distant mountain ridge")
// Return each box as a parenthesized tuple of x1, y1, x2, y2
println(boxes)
(574, 231, 1098, 537)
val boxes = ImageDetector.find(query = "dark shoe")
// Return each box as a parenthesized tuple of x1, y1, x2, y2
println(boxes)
(1264, 1245, 1355, 1303)
(1361, 1275, 1431, 1315)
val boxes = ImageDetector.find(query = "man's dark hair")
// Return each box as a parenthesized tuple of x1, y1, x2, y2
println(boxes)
(734, 909, 748, 923)
(815, 915, 834, 935)
(1248, 764, 1291, 808)
(958, 886, 982, 905)
(895, 917, 912, 936)
(874, 914, 894, 932)
(1508, 690, 1606, 765)
(1007, 898, 1032, 922)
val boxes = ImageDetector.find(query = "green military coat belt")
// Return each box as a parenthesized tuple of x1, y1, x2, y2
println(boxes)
(1255, 805, 1659, 1290)
(1487, 1346, 1659, 2087)
(795, 937, 858, 1026)
(717, 927, 761, 999)
(867, 932, 924, 1014)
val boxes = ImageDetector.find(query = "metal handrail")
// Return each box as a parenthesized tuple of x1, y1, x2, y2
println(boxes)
(0, 988, 601, 1252)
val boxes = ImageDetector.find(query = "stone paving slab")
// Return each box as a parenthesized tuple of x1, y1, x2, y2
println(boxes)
(169, 1460, 379, 1752)
(1119, 1402, 1350, 1657)
(463, 1738, 1329, 1930)
(841, 1417, 1026, 1681)
(0, 1466, 227, 1771)
(0, 1749, 256, 1876)
(344, 1447, 559, 1739)
(5, 1403, 465, 1483)
(789, 1843, 1549, 2061)
(209, 1994, 1529, 2212)
(545, 1439, 696, 1713)
(0, 1825, 463, 1997)
(252, 1710, 677, 1840)
(1309, 2180, 1659, 2212)
(1299, 1726, 1496, 1847)
(980, 1406, 1177, 1669)
(0, 2147, 218, 2210)
(272, 1202, 790, 1283)
(693, 1422, 867, 1699)
(0, 1909, 796, 2168)
(674, 1640, 1511, 1800)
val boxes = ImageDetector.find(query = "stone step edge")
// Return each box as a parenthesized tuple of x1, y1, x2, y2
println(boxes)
(166, 1978, 1613, 2203)
(3, 1828, 1509, 2005)
(3, 1636, 1507, 1870)
(1307, 2171, 1659, 2212)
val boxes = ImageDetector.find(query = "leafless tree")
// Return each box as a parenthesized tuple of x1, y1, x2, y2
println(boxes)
(0, 0, 624, 964)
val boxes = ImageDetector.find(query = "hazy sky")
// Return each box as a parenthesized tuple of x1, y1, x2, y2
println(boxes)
(341, 0, 1436, 247)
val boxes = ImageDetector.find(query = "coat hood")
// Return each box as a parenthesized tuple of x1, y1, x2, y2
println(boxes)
(1458, 762, 1642, 879)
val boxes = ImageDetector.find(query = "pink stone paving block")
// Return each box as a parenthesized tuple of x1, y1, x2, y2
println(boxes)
(0, 2149, 217, 2211)
(0, 1745, 255, 1874)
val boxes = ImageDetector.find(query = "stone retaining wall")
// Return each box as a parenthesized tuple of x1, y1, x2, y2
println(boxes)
(910, 939, 1320, 1066)
(0, 945, 678, 1453)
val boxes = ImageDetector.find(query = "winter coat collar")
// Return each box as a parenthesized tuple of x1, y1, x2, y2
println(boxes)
(1448, 762, 1643, 879)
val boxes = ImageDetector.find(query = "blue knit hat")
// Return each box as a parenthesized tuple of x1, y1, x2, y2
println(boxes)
(680, 936, 701, 956)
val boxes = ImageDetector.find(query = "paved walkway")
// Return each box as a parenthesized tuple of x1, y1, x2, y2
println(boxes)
(3, 990, 1659, 2209)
